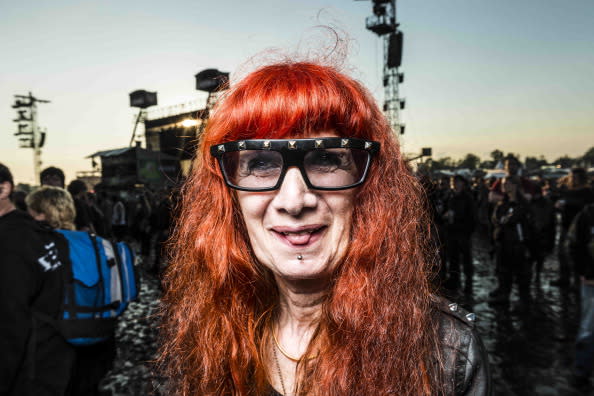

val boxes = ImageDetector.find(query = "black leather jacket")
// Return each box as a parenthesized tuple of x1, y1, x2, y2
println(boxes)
(269, 297, 491, 395)
(435, 297, 491, 395)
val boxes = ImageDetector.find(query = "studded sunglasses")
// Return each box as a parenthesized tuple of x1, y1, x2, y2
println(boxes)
(210, 137, 380, 191)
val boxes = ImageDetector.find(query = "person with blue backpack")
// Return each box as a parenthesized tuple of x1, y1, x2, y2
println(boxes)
(0, 163, 76, 396)
(24, 186, 138, 395)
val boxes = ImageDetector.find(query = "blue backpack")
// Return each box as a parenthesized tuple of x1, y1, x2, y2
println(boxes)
(50, 230, 139, 345)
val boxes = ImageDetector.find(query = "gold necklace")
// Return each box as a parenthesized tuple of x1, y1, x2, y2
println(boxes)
(272, 329, 302, 362)
(272, 340, 288, 395)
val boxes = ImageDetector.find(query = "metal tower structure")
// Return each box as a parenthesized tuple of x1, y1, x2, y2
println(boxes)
(361, 0, 405, 135)
(129, 89, 158, 147)
(12, 92, 50, 184)
(195, 68, 229, 138)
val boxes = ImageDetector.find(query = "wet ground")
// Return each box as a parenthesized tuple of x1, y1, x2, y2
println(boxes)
(99, 235, 591, 395)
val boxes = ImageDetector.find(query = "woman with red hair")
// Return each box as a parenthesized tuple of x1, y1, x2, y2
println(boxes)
(159, 61, 490, 395)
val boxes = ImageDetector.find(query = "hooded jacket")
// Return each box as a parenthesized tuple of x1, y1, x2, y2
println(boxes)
(0, 209, 75, 396)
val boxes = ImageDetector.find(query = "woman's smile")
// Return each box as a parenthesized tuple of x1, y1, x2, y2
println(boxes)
(270, 224, 327, 247)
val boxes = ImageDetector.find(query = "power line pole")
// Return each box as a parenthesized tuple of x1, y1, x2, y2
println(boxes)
(360, 0, 405, 135)
(12, 92, 50, 184)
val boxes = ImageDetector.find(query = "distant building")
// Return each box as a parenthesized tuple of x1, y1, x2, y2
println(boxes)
(144, 103, 208, 176)
(87, 143, 180, 190)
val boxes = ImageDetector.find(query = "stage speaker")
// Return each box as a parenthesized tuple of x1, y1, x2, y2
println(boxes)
(387, 31, 403, 68)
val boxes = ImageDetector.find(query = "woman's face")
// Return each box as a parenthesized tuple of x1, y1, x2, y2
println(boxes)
(236, 132, 356, 283)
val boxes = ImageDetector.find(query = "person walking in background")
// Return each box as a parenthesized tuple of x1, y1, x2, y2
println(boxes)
(150, 189, 173, 277)
(444, 175, 476, 293)
(552, 168, 594, 288)
(111, 193, 128, 242)
(0, 164, 75, 395)
(489, 176, 533, 306)
(444, 175, 476, 294)
(528, 188, 555, 285)
(95, 185, 113, 238)
(86, 191, 108, 237)
(568, 202, 594, 390)
(131, 189, 153, 259)
(67, 179, 95, 233)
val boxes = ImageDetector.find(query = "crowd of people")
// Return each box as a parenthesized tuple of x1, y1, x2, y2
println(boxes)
(425, 156, 594, 300)
(0, 163, 175, 395)
(425, 156, 594, 389)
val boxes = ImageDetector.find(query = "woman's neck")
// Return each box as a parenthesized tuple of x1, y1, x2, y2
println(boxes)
(274, 275, 327, 356)
(269, 278, 326, 396)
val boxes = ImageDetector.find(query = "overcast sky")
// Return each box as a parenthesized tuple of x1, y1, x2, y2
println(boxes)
(1, 0, 593, 184)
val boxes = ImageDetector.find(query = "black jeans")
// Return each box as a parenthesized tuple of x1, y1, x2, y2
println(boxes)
(446, 233, 473, 284)
(495, 241, 531, 300)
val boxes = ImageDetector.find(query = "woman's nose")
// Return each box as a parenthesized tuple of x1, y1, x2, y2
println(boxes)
(271, 167, 317, 216)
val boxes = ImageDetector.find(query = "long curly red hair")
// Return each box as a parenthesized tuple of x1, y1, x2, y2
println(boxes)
(159, 62, 444, 395)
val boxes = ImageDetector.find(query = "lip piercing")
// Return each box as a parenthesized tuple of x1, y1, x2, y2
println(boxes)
(297, 254, 303, 260)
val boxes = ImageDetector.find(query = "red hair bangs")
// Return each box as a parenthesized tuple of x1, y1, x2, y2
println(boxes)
(202, 62, 378, 149)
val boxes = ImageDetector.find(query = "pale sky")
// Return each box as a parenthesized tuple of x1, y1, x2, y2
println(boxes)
(1, 0, 593, 185)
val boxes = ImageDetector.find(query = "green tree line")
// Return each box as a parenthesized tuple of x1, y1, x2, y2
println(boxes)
(428, 146, 594, 171)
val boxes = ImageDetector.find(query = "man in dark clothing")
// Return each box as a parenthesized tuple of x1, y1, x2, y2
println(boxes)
(528, 190, 556, 284)
(423, 176, 450, 285)
(552, 168, 594, 288)
(569, 203, 594, 389)
(66, 179, 95, 233)
(444, 175, 476, 292)
(0, 163, 75, 395)
(150, 191, 174, 277)
(489, 176, 533, 305)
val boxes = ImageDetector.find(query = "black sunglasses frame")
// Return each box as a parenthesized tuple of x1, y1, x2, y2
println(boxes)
(210, 137, 380, 191)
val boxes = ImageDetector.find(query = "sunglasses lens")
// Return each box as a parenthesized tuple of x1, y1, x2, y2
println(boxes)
(304, 148, 370, 188)
(221, 150, 283, 189)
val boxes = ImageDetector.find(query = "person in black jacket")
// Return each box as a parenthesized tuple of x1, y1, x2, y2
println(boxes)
(489, 176, 532, 305)
(568, 203, 594, 389)
(26, 186, 117, 396)
(552, 168, 594, 288)
(444, 175, 476, 293)
(528, 189, 555, 285)
(0, 163, 75, 395)
(66, 179, 95, 233)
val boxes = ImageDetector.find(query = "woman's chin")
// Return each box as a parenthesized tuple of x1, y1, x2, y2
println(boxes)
(271, 257, 335, 284)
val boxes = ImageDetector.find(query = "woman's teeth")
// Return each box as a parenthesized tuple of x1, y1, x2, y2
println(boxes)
(282, 230, 314, 236)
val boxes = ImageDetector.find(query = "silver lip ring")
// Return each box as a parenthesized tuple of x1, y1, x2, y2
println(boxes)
(297, 254, 303, 260)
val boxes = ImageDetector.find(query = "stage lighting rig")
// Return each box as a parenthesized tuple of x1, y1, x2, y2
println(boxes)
(357, 0, 405, 135)
(11, 92, 50, 184)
